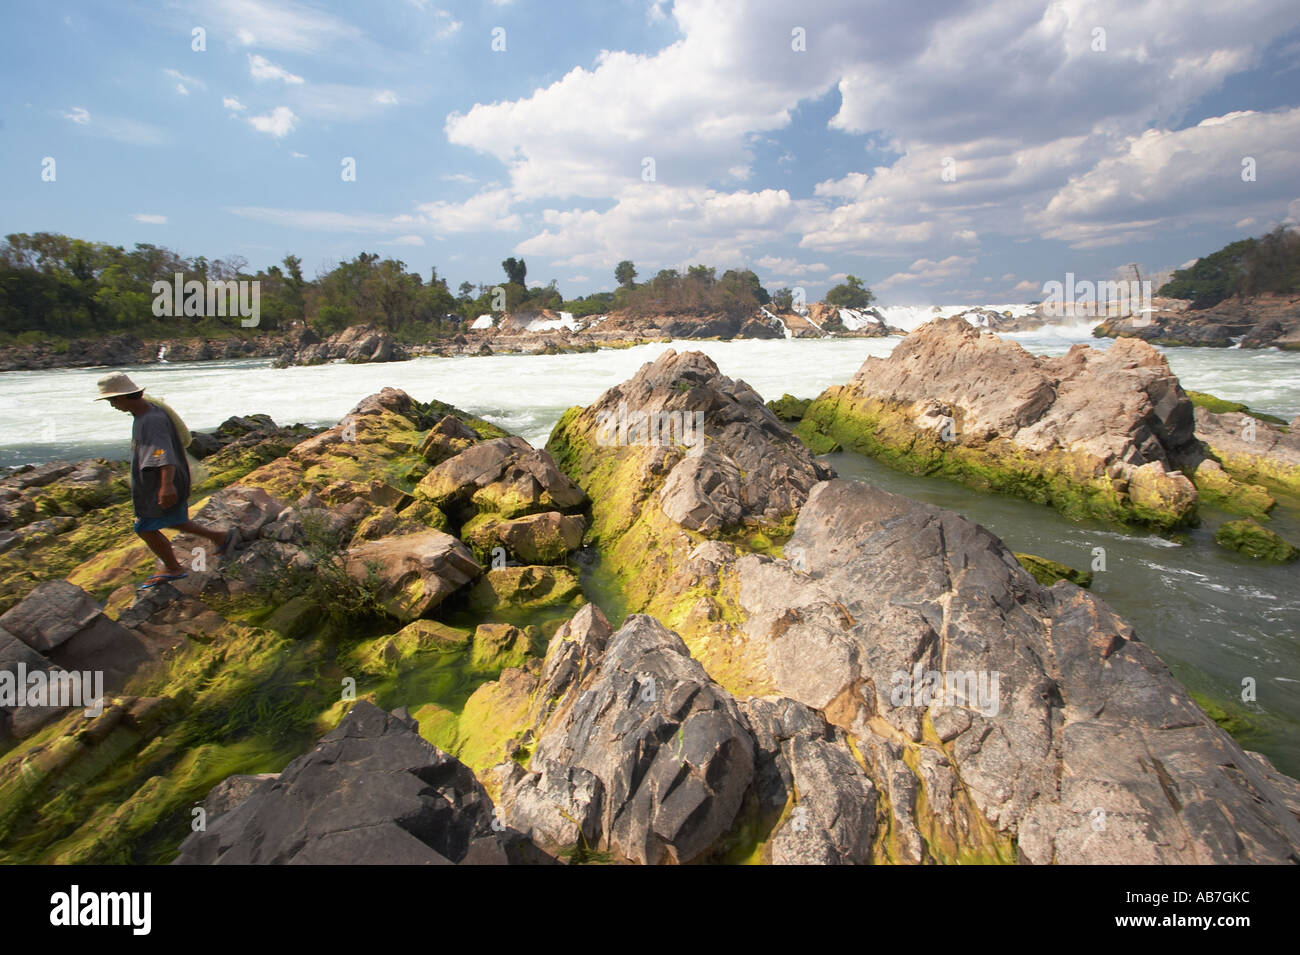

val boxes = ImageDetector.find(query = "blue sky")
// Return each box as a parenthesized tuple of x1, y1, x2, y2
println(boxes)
(2, 0, 1299, 305)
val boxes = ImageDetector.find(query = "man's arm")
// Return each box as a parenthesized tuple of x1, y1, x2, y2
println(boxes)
(156, 464, 178, 509)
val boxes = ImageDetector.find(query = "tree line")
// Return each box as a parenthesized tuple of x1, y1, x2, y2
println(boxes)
(1158, 226, 1300, 308)
(0, 232, 875, 343)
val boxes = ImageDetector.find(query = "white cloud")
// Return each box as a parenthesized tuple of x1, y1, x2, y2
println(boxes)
(436, 0, 1300, 270)
(434, 10, 461, 38)
(516, 184, 795, 268)
(1038, 107, 1300, 247)
(374, 90, 398, 105)
(248, 53, 304, 85)
(132, 213, 167, 224)
(389, 234, 426, 246)
(202, 0, 360, 53)
(441, 173, 477, 183)
(874, 255, 977, 290)
(164, 68, 205, 94)
(290, 151, 307, 158)
(755, 255, 828, 276)
(417, 188, 523, 233)
(223, 96, 246, 111)
(61, 107, 167, 144)
(248, 106, 297, 137)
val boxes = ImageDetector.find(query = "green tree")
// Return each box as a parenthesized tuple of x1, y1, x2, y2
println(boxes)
(825, 275, 874, 308)
(615, 260, 637, 288)
(502, 257, 527, 286)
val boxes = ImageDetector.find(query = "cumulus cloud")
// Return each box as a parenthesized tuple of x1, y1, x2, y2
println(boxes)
(132, 213, 167, 224)
(1037, 108, 1300, 247)
(248, 53, 305, 85)
(436, 0, 1300, 268)
(417, 188, 523, 233)
(874, 255, 977, 290)
(516, 184, 796, 268)
(248, 106, 297, 137)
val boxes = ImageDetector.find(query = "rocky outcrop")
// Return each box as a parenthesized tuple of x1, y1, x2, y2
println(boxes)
(1094, 293, 1300, 349)
(735, 479, 1300, 862)
(173, 701, 552, 864)
(484, 607, 875, 864)
(1192, 404, 1300, 498)
(0, 333, 283, 372)
(0, 580, 151, 741)
(495, 614, 757, 864)
(271, 324, 410, 367)
(805, 303, 892, 336)
(798, 318, 1205, 529)
(545, 349, 831, 685)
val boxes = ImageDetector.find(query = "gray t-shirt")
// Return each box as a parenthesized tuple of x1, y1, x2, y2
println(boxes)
(131, 405, 191, 519)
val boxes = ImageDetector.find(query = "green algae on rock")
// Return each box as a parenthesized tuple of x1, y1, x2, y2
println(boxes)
(1213, 518, 1300, 562)
(794, 320, 1203, 531)
(1013, 553, 1093, 588)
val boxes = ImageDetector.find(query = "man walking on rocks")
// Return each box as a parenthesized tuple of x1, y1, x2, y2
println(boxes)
(96, 373, 235, 588)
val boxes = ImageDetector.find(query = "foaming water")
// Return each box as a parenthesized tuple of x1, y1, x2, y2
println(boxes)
(5, 329, 1296, 467)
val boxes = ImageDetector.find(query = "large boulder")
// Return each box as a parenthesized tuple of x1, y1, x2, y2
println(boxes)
(798, 319, 1202, 528)
(344, 529, 481, 622)
(496, 614, 756, 864)
(415, 436, 587, 523)
(271, 324, 409, 368)
(172, 701, 551, 864)
(462, 511, 586, 564)
(0, 579, 149, 688)
(1193, 405, 1300, 496)
(732, 478, 1300, 863)
(544, 348, 832, 684)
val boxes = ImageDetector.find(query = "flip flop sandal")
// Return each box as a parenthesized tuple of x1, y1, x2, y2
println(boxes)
(138, 573, 187, 590)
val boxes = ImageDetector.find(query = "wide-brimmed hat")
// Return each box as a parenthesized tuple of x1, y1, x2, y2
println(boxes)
(95, 373, 144, 400)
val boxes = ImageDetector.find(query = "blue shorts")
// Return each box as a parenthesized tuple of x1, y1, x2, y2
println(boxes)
(134, 503, 189, 533)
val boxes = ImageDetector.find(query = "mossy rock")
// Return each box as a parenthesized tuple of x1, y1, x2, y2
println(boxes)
(348, 620, 471, 675)
(470, 622, 540, 671)
(765, 394, 811, 422)
(461, 511, 584, 565)
(1213, 518, 1299, 562)
(450, 667, 538, 777)
(467, 566, 583, 618)
(1014, 553, 1092, 588)
(798, 389, 1194, 530)
(1186, 391, 1288, 426)
(1192, 460, 1274, 519)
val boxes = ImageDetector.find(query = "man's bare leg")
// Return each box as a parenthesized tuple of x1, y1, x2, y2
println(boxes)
(174, 521, 227, 549)
(138, 530, 185, 574)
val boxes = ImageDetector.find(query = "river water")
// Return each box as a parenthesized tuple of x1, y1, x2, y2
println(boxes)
(3, 330, 1298, 774)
